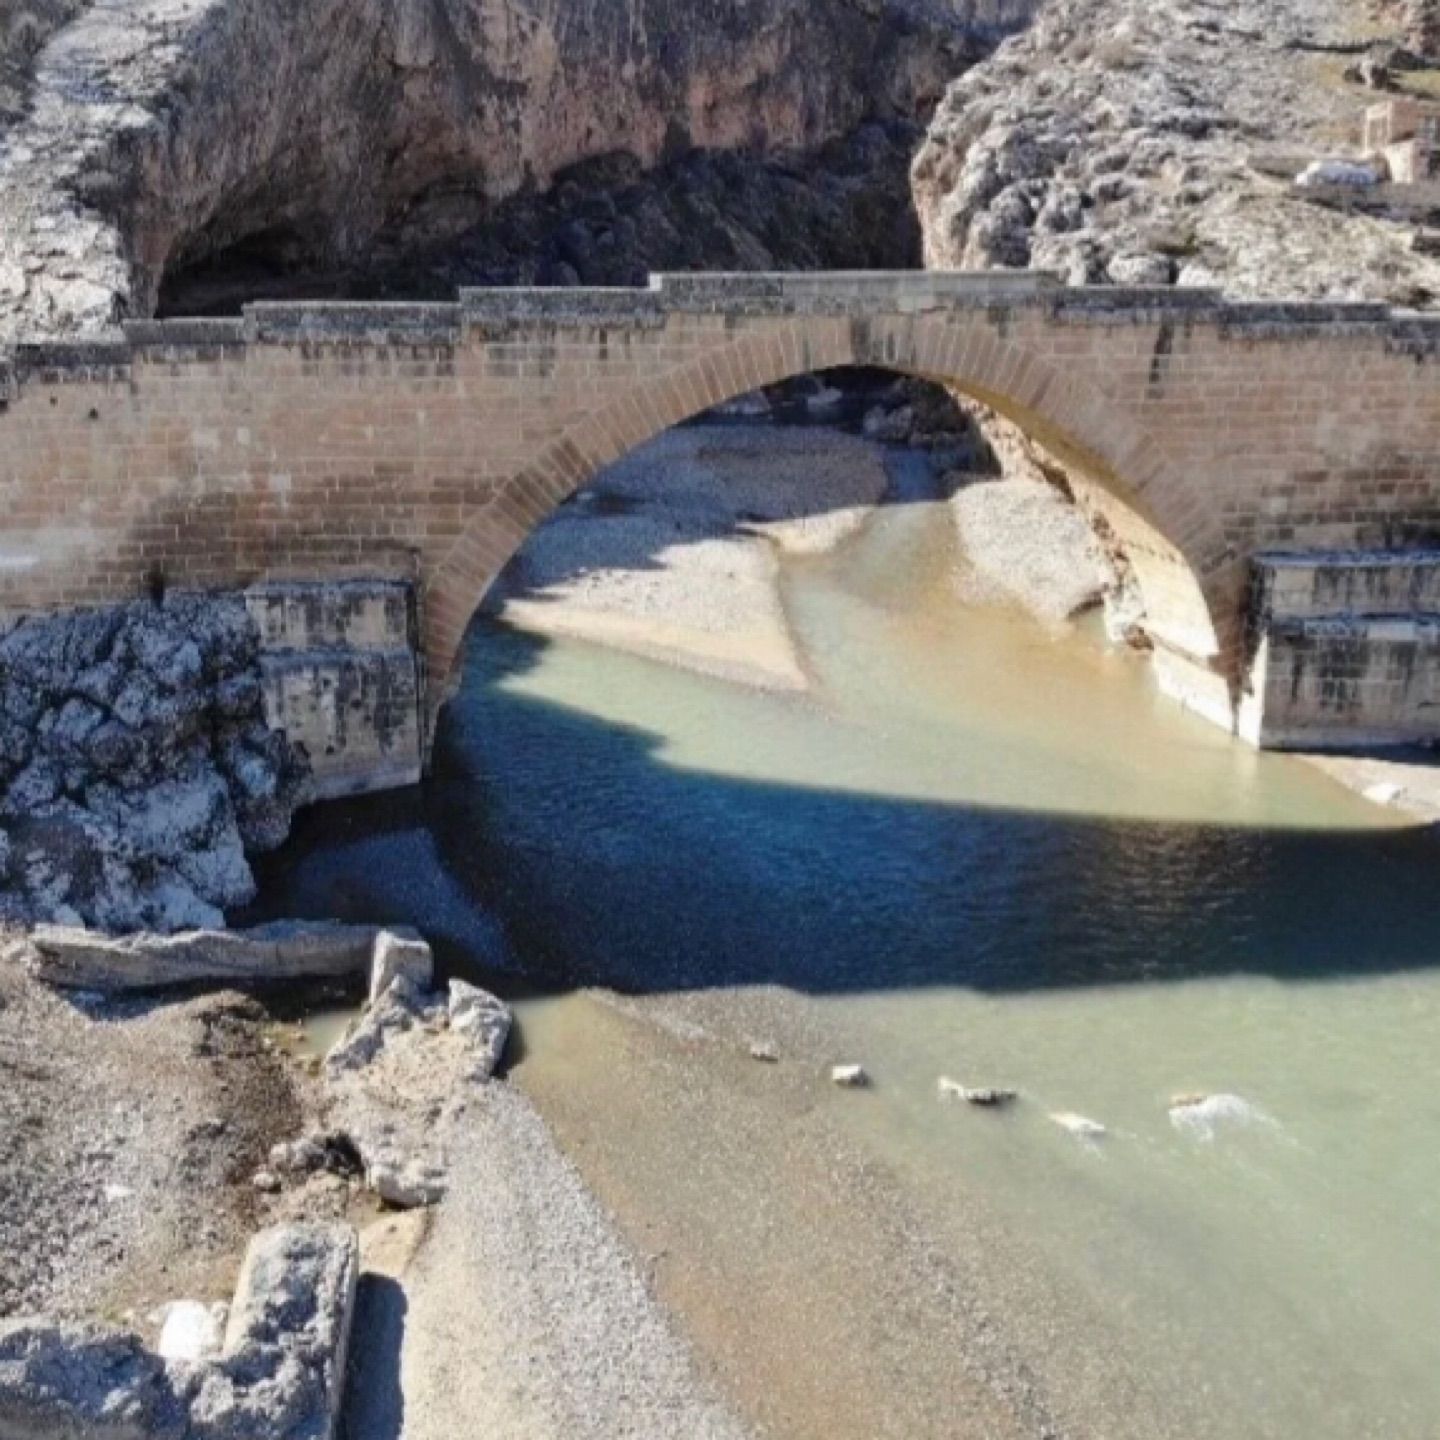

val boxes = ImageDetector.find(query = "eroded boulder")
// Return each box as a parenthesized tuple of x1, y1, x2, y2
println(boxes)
(0, 596, 308, 933)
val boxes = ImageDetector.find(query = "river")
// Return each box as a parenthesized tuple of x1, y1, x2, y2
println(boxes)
(256, 427, 1440, 1439)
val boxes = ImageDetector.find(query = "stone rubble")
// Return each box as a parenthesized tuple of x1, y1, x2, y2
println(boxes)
(0, 1221, 358, 1440)
(320, 934, 514, 1210)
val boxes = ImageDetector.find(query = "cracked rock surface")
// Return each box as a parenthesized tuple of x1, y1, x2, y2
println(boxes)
(913, 0, 1440, 305)
(0, 0, 1038, 339)
(0, 594, 308, 932)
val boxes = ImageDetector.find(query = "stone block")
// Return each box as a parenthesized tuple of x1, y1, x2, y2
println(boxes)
(0, 1223, 358, 1440)
(448, 979, 512, 1079)
(26, 920, 387, 992)
(368, 929, 434, 1005)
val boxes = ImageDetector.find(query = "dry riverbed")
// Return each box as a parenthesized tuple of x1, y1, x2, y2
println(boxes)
(0, 938, 319, 1326)
(490, 417, 1117, 693)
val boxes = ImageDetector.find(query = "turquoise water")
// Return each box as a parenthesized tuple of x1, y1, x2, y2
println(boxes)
(258, 440, 1440, 1439)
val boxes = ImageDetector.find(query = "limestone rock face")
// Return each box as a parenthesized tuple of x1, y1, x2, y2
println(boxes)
(0, 0, 1039, 338)
(912, 0, 1440, 306)
(0, 595, 308, 932)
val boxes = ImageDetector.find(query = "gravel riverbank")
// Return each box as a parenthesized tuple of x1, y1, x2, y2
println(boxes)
(0, 942, 309, 1323)
(344, 1083, 752, 1440)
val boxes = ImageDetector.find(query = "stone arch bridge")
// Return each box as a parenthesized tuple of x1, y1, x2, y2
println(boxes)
(3, 271, 1440, 762)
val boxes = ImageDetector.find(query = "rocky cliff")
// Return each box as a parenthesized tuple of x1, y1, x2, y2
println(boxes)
(913, 0, 1440, 304)
(0, 0, 1038, 337)
(0, 596, 308, 931)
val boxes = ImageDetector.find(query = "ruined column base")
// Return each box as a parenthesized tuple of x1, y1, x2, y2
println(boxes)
(248, 580, 424, 799)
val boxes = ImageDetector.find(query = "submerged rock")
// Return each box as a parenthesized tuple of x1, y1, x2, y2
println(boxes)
(1049, 1111, 1107, 1141)
(1168, 1092, 1275, 1141)
(938, 1077, 1018, 1106)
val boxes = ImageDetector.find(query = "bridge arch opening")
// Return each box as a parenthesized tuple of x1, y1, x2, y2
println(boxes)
(425, 324, 1234, 740)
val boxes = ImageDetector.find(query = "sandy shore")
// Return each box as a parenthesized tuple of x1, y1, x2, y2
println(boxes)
(506, 988, 1074, 1440)
(950, 474, 1111, 628)
(491, 424, 892, 691)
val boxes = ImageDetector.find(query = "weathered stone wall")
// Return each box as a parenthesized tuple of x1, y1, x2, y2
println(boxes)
(2, 272, 1440, 747)
(1245, 552, 1440, 747)
(247, 580, 423, 799)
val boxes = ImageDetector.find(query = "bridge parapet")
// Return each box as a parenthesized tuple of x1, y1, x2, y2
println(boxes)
(5, 274, 1440, 402)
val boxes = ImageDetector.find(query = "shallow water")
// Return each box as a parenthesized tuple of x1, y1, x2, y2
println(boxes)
(259, 434, 1440, 1438)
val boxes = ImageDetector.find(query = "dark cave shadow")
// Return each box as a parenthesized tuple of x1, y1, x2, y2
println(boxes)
(248, 616, 1440, 1004)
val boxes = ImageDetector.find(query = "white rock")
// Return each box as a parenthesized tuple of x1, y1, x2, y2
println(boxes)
(1049, 1111, 1107, 1140)
(368, 929, 433, 1005)
(156, 1300, 227, 1362)
(1363, 780, 1405, 806)
(1295, 159, 1382, 189)
(1168, 1092, 1275, 1142)
(830, 1064, 869, 1087)
(804, 384, 845, 417)
(447, 980, 512, 1079)
(367, 1153, 449, 1209)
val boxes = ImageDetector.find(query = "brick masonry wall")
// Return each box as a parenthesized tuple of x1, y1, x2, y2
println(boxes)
(2, 272, 1440, 748)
